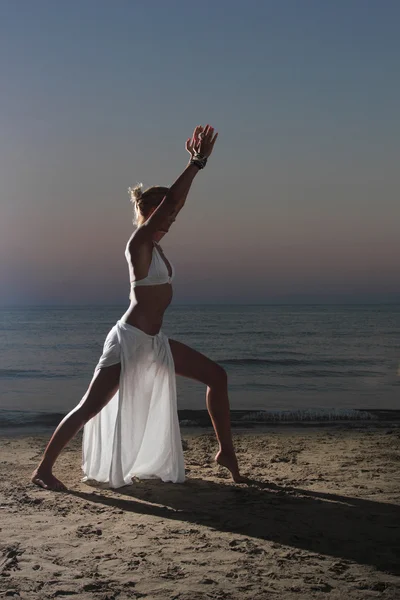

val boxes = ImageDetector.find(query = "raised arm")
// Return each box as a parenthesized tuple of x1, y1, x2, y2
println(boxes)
(136, 124, 218, 238)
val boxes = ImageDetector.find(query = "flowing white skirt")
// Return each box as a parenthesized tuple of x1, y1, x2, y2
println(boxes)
(81, 320, 185, 488)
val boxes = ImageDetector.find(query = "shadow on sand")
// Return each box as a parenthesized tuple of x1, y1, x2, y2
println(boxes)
(68, 476, 400, 575)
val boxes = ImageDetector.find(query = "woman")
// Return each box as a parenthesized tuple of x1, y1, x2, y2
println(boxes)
(31, 124, 245, 491)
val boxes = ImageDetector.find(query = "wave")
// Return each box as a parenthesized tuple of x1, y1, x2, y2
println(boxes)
(0, 369, 78, 379)
(291, 369, 383, 378)
(239, 409, 378, 422)
(178, 408, 399, 425)
(0, 410, 66, 428)
(1, 407, 399, 431)
(220, 358, 377, 367)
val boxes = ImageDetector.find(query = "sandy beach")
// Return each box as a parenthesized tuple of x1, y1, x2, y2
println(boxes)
(1, 425, 399, 599)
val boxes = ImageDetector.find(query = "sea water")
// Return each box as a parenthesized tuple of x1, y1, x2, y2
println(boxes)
(0, 304, 399, 430)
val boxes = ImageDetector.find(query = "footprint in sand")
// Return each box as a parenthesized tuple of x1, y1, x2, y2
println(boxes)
(76, 525, 102, 538)
(0, 544, 25, 574)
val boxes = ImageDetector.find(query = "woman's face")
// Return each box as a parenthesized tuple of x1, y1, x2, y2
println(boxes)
(148, 203, 176, 235)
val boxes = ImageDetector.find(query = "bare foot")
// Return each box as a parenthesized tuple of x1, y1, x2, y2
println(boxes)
(215, 450, 248, 483)
(31, 468, 67, 491)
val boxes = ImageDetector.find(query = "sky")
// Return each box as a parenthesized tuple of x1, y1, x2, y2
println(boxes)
(1, 0, 399, 305)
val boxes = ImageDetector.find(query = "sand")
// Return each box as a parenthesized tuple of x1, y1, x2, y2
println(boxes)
(0, 426, 399, 599)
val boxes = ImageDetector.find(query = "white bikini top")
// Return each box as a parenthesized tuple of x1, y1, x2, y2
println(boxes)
(130, 243, 175, 288)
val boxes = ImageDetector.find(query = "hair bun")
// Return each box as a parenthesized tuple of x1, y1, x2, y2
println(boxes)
(128, 182, 144, 203)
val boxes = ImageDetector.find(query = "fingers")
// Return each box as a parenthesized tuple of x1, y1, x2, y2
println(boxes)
(204, 125, 215, 142)
(193, 125, 203, 142)
(195, 124, 214, 139)
(191, 125, 202, 149)
(203, 124, 211, 138)
(190, 124, 218, 157)
(186, 135, 195, 152)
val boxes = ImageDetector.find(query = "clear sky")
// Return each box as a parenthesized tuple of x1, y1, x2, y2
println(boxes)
(1, 0, 399, 305)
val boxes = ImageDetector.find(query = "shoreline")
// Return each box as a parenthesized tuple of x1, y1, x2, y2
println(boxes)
(1, 408, 400, 439)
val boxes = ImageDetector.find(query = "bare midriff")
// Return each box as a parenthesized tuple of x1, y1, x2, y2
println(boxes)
(119, 283, 173, 336)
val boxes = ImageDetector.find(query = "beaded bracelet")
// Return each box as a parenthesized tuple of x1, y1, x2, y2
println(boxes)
(189, 153, 208, 169)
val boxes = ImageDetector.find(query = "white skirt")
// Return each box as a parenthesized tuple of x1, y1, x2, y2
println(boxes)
(81, 320, 185, 488)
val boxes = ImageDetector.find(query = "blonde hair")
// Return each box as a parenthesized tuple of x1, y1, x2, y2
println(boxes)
(128, 183, 169, 226)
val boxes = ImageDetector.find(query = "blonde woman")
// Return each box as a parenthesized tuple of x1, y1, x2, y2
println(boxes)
(31, 124, 246, 491)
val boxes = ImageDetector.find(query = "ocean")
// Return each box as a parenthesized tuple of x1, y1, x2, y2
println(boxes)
(0, 304, 399, 432)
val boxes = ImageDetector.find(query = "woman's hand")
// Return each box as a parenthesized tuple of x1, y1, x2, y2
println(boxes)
(186, 124, 218, 159)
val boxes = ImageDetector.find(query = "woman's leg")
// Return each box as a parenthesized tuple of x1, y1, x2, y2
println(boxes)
(31, 362, 121, 491)
(168, 339, 246, 483)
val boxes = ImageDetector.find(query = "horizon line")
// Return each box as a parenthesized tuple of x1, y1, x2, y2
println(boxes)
(1, 301, 399, 309)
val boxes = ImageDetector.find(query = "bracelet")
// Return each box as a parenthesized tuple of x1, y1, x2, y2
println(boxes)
(189, 153, 208, 170)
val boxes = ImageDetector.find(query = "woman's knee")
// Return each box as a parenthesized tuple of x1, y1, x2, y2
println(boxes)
(209, 363, 228, 389)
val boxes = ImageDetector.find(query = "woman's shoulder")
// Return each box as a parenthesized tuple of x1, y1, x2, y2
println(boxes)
(125, 228, 154, 258)
(125, 230, 155, 281)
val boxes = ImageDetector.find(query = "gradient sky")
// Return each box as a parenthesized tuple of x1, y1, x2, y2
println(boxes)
(1, 0, 399, 305)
